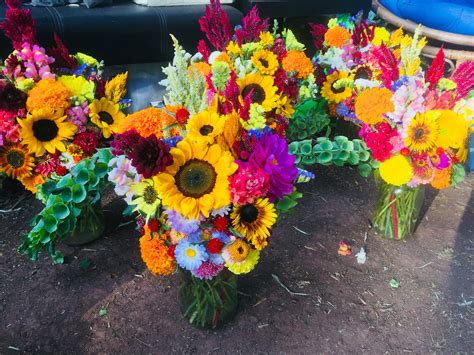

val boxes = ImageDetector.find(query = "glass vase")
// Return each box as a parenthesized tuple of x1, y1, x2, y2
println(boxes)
(372, 180, 425, 240)
(63, 203, 105, 246)
(179, 269, 238, 329)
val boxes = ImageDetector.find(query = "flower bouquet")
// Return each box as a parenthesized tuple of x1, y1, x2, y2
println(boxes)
(107, 1, 312, 328)
(312, 15, 474, 239)
(0, 0, 129, 194)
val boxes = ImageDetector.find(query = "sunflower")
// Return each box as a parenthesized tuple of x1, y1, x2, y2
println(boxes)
(223, 239, 250, 263)
(0, 143, 35, 179)
(321, 71, 353, 104)
(237, 73, 279, 111)
(355, 87, 393, 125)
(405, 111, 439, 153)
(231, 198, 277, 250)
(251, 50, 279, 75)
(89, 97, 126, 138)
(156, 139, 238, 220)
(18, 108, 77, 157)
(186, 110, 225, 145)
(131, 176, 161, 221)
(20, 174, 45, 194)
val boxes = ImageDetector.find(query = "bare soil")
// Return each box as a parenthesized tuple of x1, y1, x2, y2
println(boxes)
(0, 167, 472, 354)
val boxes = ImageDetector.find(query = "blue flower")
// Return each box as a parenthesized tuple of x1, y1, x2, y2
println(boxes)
(212, 231, 231, 244)
(163, 136, 183, 148)
(165, 208, 201, 234)
(175, 241, 208, 271)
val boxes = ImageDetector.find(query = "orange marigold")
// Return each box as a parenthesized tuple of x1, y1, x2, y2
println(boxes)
(20, 174, 45, 194)
(139, 227, 176, 276)
(355, 87, 394, 125)
(324, 26, 351, 48)
(188, 62, 211, 77)
(431, 167, 451, 190)
(26, 78, 71, 112)
(282, 50, 314, 79)
(119, 107, 178, 138)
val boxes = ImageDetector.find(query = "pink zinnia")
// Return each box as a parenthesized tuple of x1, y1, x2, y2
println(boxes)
(229, 166, 270, 205)
(192, 261, 224, 280)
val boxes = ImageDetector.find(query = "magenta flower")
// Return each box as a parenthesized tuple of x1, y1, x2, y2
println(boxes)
(229, 166, 270, 205)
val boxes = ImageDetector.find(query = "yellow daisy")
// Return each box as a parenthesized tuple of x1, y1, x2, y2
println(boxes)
(0, 143, 35, 180)
(131, 176, 161, 221)
(18, 108, 77, 156)
(231, 198, 277, 251)
(156, 139, 238, 220)
(89, 97, 126, 138)
(321, 71, 353, 104)
(251, 50, 279, 75)
(226, 249, 260, 275)
(237, 73, 279, 111)
(186, 110, 225, 145)
(405, 111, 439, 153)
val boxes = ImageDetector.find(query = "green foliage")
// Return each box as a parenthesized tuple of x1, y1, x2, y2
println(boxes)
(287, 99, 332, 141)
(276, 188, 303, 215)
(19, 149, 113, 263)
(451, 164, 466, 187)
(288, 136, 374, 176)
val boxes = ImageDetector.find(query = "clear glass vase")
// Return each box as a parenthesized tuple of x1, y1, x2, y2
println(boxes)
(179, 269, 238, 329)
(372, 180, 425, 240)
(63, 203, 105, 246)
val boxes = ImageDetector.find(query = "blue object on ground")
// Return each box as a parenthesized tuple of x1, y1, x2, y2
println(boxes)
(468, 133, 474, 172)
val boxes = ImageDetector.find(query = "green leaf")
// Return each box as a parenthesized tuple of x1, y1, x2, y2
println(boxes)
(389, 278, 400, 289)
(43, 214, 58, 233)
(72, 184, 87, 203)
(94, 162, 108, 178)
(357, 163, 372, 178)
(60, 187, 73, 202)
(52, 204, 70, 220)
(76, 169, 90, 185)
(99, 308, 108, 316)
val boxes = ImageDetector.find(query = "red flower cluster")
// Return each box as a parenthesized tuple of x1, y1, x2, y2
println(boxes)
(73, 130, 99, 156)
(361, 122, 398, 162)
(207, 238, 223, 254)
(235, 6, 269, 45)
(128, 135, 174, 178)
(214, 216, 229, 232)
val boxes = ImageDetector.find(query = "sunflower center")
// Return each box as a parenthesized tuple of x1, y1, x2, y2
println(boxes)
(98, 111, 114, 125)
(331, 82, 346, 94)
(6, 150, 25, 168)
(175, 159, 217, 198)
(259, 58, 269, 68)
(242, 84, 266, 104)
(143, 185, 158, 204)
(355, 67, 371, 80)
(240, 203, 259, 223)
(32, 119, 59, 142)
(199, 125, 214, 136)
(185, 248, 197, 258)
(414, 127, 426, 141)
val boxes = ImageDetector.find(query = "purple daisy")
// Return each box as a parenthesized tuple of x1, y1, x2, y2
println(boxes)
(246, 132, 298, 201)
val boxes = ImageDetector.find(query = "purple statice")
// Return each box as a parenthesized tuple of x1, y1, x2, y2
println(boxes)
(192, 261, 224, 280)
(165, 209, 202, 235)
(247, 132, 298, 201)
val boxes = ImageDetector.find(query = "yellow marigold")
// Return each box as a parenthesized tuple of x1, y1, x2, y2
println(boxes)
(379, 155, 414, 186)
(26, 78, 71, 112)
(355, 87, 394, 125)
(431, 167, 451, 190)
(119, 107, 178, 139)
(281, 50, 314, 79)
(324, 26, 351, 48)
(139, 227, 176, 276)
(188, 62, 211, 78)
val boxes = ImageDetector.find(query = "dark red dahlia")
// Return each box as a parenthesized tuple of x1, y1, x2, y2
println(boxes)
(214, 216, 229, 232)
(128, 135, 173, 178)
(110, 130, 141, 156)
(73, 130, 99, 156)
(0, 80, 27, 112)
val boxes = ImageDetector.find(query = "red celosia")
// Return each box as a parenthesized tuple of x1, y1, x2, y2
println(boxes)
(352, 21, 375, 47)
(128, 135, 174, 178)
(451, 61, 474, 99)
(235, 6, 269, 45)
(239, 88, 253, 121)
(308, 23, 327, 50)
(274, 69, 298, 102)
(49, 33, 78, 71)
(197, 39, 210, 62)
(0, 0, 37, 50)
(207, 238, 223, 254)
(73, 130, 99, 156)
(272, 38, 287, 61)
(222, 71, 241, 112)
(273, 114, 289, 137)
(370, 44, 399, 89)
(214, 216, 229, 232)
(198, 0, 233, 51)
(426, 46, 445, 88)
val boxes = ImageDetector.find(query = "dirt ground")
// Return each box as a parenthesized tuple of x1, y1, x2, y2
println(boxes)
(0, 166, 472, 354)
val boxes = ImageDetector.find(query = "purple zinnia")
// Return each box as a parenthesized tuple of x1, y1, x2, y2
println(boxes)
(192, 261, 224, 280)
(128, 135, 173, 178)
(246, 132, 298, 201)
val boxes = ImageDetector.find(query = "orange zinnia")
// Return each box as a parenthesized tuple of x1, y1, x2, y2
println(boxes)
(324, 26, 351, 48)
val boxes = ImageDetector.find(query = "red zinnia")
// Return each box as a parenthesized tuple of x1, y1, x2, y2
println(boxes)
(214, 216, 229, 232)
(73, 130, 99, 155)
(167, 244, 177, 259)
(147, 218, 160, 232)
(207, 238, 223, 254)
(55, 165, 67, 176)
(175, 108, 190, 125)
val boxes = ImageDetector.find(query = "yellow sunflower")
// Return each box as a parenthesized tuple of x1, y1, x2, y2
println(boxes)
(251, 50, 279, 75)
(231, 198, 277, 251)
(18, 108, 77, 156)
(435, 110, 470, 150)
(89, 97, 126, 138)
(405, 111, 439, 153)
(186, 110, 225, 145)
(131, 176, 161, 221)
(321, 71, 353, 104)
(156, 139, 238, 220)
(0, 143, 35, 180)
(237, 73, 279, 111)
